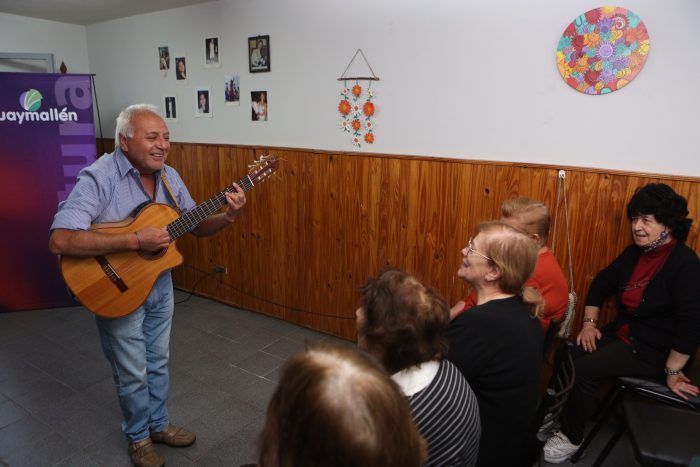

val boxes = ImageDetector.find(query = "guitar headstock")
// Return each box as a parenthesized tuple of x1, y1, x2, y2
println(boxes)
(248, 155, 280, 185)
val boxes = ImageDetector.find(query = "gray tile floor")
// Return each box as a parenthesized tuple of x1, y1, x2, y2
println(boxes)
(0, 290, 639, 466)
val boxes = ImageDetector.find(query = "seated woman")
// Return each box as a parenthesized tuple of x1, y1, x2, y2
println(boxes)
(357, 269, 481, 467)
(451, 197, 568, 337)
(543, 183, 700, 463)
(446, 221, 544, 467)
(257, 341, 427, 467)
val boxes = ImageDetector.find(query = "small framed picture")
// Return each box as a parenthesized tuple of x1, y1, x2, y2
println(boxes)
(195, 86, 212, 118)
(248, 35, 270, 73)
(158, 46, 170, 71)
(224, 75, 240, 106)
(204, 36, 220, 68)
(175, 54, 188, 83)
(163, 95, 177, 121)
(251, 90, 268, 121)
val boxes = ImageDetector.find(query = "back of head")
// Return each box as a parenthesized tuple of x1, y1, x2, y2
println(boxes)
(626, 183, 692, 242)
(358, 268, 449, 374)
(114, 103, 159, 147)
(258, 341, 426, 467)
(500, 197, 550, 246)
(478, 221, 544, 316)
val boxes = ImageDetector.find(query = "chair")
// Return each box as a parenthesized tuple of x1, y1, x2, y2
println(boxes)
(624, 399, 700, 466)
(570, 366, 700, 465)
(524, 341, 576, 466)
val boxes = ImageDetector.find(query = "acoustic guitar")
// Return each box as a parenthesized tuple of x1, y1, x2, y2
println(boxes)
(60, 155, 279, 318)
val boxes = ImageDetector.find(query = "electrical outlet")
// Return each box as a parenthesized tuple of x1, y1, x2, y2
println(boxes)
(213, 265, 227, 274)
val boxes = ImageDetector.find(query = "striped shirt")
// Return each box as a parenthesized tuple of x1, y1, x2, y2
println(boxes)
(394, 360, 481, 467)
(51, 147, 196, 230)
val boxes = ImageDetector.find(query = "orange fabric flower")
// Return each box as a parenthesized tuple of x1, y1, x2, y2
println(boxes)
(364, 132, 375, 144)
(338, 100, 351, 115)
(363, 102, 375, 117)
(352, 84, 362, 97)
(351, 119, 361, 131)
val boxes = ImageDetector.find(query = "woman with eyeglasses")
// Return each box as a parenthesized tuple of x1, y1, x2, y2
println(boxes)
(543, 183, 700, 463)
(450, 197, 569, 338)
(446, 221, 544, 467)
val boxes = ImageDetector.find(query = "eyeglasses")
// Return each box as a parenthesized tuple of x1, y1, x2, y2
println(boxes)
(466, 238, 492, 262)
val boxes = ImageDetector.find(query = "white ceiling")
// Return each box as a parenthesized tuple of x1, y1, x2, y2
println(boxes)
(0, 0, 215, 25)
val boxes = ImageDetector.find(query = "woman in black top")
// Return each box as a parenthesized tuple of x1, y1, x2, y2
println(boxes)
(446, 221, 544, 467)
(544, 183, 700, 464)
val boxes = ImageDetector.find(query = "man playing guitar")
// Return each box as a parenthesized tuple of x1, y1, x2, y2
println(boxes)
(49, 104, 246, 467)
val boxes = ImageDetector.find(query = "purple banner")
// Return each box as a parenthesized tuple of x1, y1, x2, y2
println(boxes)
(0, 72, 96, 311)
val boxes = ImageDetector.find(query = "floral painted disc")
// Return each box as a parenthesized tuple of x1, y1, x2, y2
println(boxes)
(556, 7, 650, 95)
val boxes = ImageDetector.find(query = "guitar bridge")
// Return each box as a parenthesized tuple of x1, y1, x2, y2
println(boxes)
(96, 256, 128, 292)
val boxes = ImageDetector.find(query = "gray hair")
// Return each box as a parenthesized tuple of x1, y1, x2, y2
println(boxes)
(114, 104, 160, 146)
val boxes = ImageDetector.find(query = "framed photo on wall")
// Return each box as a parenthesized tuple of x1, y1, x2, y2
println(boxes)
(224, 74, 240, 106)
(158, 46, 170, 71)
(251, 90, 268, 121)
(175, 54, 188, 83)
(204, 36, 220, 68)
(248, 35, 270, 73)
(163, 95, 177, 121)
(195, 86, 212, 118)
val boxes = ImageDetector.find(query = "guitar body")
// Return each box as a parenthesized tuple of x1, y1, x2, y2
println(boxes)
(60, 203, 183, 319)
(58, 154, 280, 319)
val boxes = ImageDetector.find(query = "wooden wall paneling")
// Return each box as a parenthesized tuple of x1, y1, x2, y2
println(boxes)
(266, 148, 297, 323)
(282, 152, 308, 323)
(168, 142, 200, 292)
(214, 145, 247, 308)
(378, 157, 408, 269)
(97, 138, 699, 341)
(444, 161, 476, 305)
(187, 144, 222, 298)
(417, 159, 457, 295)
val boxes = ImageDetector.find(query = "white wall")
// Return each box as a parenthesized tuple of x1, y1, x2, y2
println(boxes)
(0, 12, 89, 73)
(84, 0, 699, 176)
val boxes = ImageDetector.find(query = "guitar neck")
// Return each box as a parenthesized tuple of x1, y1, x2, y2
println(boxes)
(167, 174, 254, 240)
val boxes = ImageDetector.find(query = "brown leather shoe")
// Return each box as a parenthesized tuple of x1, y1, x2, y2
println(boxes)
(128, 438, 164, 467)
(151, 424, 196, 447)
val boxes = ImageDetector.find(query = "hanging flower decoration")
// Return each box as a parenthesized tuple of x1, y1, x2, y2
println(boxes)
(556, 6, 649, 95)
(338, 80, 375, 147)
(338, 100, 351, 115)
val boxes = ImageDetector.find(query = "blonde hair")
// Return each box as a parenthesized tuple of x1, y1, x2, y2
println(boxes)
(477, 221, 544, 317)
(258, 341, 427, 467)
(501, 197, 550, 247)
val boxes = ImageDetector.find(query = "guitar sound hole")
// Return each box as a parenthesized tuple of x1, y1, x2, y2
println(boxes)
(138, 247, 167, 260)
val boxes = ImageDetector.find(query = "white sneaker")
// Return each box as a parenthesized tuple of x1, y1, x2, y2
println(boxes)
(543, 431, 580, 464)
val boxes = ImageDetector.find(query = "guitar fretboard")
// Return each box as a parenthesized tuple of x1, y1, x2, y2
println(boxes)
(166, 174, 254, 240)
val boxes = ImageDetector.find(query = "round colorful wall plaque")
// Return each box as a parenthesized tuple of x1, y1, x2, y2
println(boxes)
(556, 7, 650, 95)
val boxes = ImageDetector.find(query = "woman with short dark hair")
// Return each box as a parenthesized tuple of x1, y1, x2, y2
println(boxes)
(544, 183, 700, 463)
(357, 269, 481, 467)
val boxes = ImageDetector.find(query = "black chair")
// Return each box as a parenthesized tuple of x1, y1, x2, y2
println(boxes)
(624, 399, 700, 466)
(571, 366, 700, 465)
(524, 341, 576, 466)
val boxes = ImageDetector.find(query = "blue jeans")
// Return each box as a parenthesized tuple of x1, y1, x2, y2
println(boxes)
(96, 273, 174, 442)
